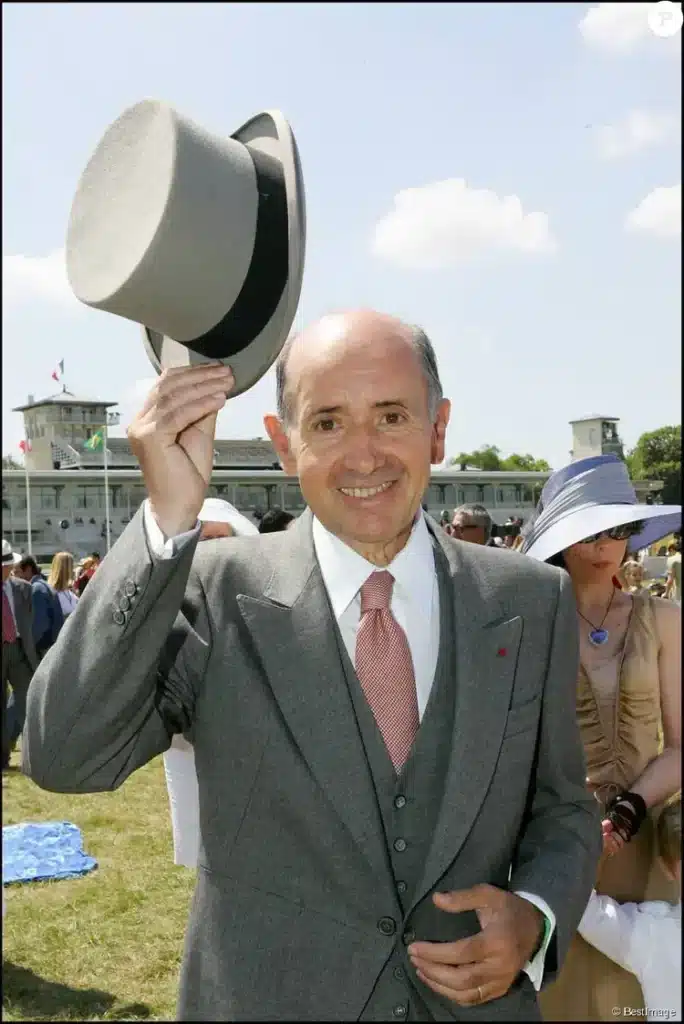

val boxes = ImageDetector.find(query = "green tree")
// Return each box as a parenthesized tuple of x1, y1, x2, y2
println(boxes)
(500, 453, 552, 472)
(626, 425, 681, 504)
(448, 446, 551, 473)
(449, 445, 502, 471)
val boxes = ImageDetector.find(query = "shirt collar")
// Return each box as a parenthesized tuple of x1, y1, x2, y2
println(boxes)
(312, 511, 436, 619)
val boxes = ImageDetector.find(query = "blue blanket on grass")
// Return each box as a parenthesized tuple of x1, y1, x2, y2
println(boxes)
(2, 821, 98, 885)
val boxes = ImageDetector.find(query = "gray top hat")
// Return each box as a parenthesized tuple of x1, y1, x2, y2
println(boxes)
(65, 100, 306, 396)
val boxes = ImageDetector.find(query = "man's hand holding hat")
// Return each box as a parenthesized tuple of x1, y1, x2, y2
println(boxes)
(127, 364, 235, 538)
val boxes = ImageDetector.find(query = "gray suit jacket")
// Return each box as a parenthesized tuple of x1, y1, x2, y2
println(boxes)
(9, 576, 38, 671)
(23, 508, 601, 1021)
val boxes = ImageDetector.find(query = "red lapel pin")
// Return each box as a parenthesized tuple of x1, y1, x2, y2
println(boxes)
(497, 648, 507, 657)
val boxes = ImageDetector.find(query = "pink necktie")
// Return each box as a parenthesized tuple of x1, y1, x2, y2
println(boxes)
(3, 588, 17, 644)
(355, 571, 419, 772)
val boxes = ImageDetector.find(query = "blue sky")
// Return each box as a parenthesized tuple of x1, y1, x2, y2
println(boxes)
(3, 2, 681, 467)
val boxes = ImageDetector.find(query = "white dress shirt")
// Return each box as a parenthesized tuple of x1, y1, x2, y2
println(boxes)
(144, 501, 555, 987)
(3, 578, 20, 638)
(311, 510, 439, 720)
(579, 891, 681, 1021)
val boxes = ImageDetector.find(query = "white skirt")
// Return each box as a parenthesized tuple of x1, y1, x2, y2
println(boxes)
(162, 736, 200, 869)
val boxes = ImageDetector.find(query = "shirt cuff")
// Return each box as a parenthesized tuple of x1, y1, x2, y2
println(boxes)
(514, 890, 556, 991)
(142, 499, 201, 559)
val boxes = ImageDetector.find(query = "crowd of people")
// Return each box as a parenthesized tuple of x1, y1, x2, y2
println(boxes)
(2, 311, 682, 1022)
(2, 546, 100, 770)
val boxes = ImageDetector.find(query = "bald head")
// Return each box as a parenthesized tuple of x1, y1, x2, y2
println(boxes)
(275, 311, 442, 427)
(264, 308, 451, 565)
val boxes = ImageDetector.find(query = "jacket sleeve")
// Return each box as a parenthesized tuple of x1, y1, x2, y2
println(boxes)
(508, 570, 602, 984)
(22, 506, 213, 794)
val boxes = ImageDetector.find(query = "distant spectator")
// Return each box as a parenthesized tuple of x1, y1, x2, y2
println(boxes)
(665, 542, 681, 603)
(258, 508, 295, 534)
(3, 538, 38, 771)
(620, 557, 646, 594)
(14, 555, 64, 658)
(451, 504, 492, 546)
(73, 555, 98, 596)
(48, 552, 79, 620)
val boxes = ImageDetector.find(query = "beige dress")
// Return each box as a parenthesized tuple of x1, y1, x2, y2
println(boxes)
(540, 593, 678, 1022)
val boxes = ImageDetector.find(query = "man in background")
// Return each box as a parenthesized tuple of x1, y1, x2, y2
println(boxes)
(13, 555, 63, 660)
(451, 504, 492, 546)
(258, 508, 295, 534)
(2, 540, 38, 770)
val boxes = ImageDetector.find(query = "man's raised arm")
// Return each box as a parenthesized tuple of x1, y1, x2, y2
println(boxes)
(22, 364, 235, 793)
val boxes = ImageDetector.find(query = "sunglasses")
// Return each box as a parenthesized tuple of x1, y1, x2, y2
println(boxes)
(579, 521, 644, 545)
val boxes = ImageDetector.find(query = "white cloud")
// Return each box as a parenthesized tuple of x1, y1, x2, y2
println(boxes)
(111, 377, 159, 434)
(121, 377, 158, 403)
(3, 248, 81, 311)
(579, 3, 681, 54)
(595, 109, 678, 159)
(371, 179, 555, 270)
(625, 183, 681, 237)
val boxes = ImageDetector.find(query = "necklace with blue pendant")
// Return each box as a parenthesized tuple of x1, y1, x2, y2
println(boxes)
(578, 589, 616, 646)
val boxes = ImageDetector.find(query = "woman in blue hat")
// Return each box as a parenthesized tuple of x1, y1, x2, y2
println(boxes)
(522, 455, 681, 1022)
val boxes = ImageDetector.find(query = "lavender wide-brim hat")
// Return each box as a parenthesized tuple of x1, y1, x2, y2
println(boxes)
(520, 455, 681, 563)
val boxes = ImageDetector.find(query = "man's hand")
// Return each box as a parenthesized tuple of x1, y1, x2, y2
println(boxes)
(408, 885, 544, 1007)
(128, 364, 235, 538)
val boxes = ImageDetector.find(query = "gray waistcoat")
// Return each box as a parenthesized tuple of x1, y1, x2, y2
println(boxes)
(333, 544, 458, 1022)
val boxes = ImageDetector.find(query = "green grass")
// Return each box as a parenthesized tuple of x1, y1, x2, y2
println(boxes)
(2, 753, 194, 1021)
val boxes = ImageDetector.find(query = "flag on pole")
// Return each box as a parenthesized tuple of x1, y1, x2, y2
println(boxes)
(51, 359, 65, 382)
(84, 427, 105, 451)
(18, 440, 31, 454)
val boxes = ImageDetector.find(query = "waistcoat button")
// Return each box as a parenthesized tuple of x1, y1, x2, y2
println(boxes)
(402, 929, 416, 945)
(392, 1004, 408, 1019)
(393, 966, 406, 981)
(394, 795, 407, 809)
(378, 916, 397, 936)
(393, 838, 407, 853)
(396, 880, 408, 894)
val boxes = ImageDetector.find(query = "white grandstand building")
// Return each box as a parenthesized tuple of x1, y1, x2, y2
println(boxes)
(2, 391, 662, 560)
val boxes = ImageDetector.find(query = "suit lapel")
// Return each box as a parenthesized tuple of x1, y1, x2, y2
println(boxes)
(236, 511, 391, 884)
(411, 526, 523, 910)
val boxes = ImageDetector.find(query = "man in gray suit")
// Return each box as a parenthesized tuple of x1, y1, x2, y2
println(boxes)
(3, 539, 38, 769)
(23, 311, 601, 1021)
